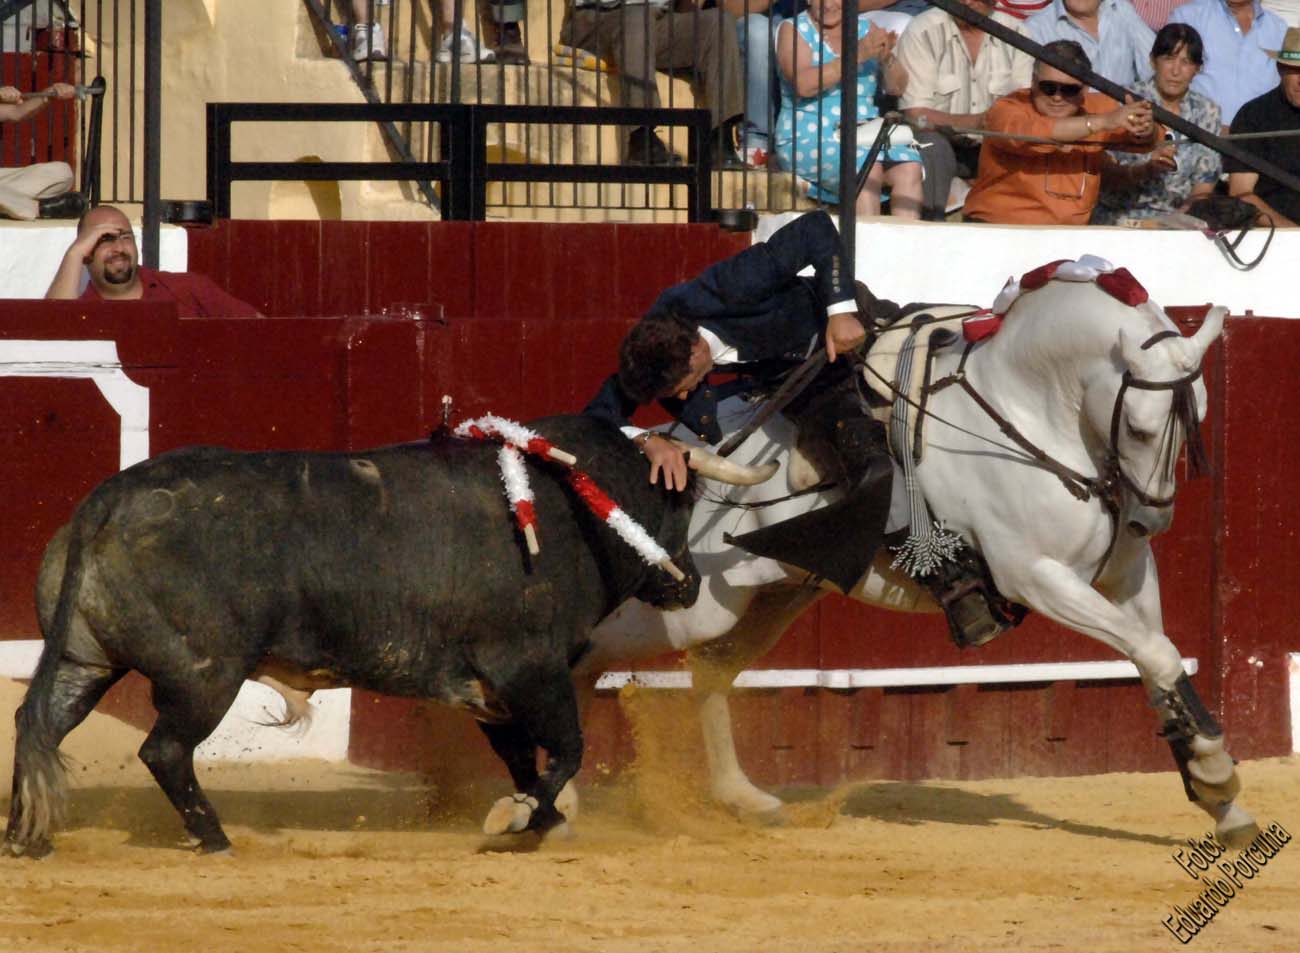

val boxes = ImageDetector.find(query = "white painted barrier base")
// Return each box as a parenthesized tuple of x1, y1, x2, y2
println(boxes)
(0, 641, 351, 763)
(2, 640, 1220, 762)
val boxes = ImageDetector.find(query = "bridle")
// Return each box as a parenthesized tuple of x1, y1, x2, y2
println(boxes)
(1104, 330, 1208, 509)
(925, 327, 1208, 582)
(929, 327, 1205, 512)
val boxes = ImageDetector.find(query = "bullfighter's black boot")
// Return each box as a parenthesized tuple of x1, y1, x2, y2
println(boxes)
(893, 540, 1027, 649)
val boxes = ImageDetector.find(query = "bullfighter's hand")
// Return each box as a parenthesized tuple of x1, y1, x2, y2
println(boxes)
(826, 312, 866, 363)
(643, 434, 690, 492)
(46, 83, 77, 101)
(0, 86, 21, 105)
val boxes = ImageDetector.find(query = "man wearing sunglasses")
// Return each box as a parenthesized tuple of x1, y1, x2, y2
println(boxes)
(963, 39, 1163, 225)
(45, 205, 261, 316)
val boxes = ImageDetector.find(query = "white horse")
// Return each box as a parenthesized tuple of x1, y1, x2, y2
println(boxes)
(578, 270, 1258, 846)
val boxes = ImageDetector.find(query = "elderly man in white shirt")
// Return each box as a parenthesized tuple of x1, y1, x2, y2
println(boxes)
(1026, 0, 1156, 88)
(895, 0, 1033, 218)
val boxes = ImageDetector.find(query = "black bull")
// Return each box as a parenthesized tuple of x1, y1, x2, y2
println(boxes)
(5, 415, 698, 857)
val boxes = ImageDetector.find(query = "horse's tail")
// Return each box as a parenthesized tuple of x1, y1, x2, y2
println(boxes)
(6, 495, 112, 856)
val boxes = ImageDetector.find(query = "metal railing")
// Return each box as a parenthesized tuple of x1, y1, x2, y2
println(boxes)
(1, 0, 145, 206)
(207, 100, 715, 223)
(300, 0, 861, 221)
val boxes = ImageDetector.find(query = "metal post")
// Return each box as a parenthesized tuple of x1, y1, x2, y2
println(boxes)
(143, 0, 162, 268)
(837, 0, 858, 283)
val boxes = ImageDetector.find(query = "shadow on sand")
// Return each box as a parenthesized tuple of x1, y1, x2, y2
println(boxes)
(783, 780, 1185, 848)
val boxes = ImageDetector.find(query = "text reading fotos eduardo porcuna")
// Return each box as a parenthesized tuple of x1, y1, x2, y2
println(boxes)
(1161, 822, 1291, 944)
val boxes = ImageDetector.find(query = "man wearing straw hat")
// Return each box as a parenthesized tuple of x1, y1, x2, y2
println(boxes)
(0, 82, 86, 220)
(1226, 27, 1300, 226)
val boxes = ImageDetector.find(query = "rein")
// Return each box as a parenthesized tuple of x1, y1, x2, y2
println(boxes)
(903, 327, 1204, 582)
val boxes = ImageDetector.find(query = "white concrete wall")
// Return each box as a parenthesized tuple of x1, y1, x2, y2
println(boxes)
(0, 222, 188, 299)
(757, 214, 1300, 320)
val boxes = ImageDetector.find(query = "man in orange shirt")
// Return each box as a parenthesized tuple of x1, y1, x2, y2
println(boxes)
(963, 39, 1162, 225)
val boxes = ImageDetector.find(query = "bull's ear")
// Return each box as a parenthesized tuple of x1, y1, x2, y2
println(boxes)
(1189, 306, 1227, 359)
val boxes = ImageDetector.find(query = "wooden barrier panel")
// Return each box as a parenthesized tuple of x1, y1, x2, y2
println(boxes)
(2, 221, 1296, 794)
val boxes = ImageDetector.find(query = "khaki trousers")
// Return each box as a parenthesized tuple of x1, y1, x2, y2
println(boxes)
(0, 161, 74, 220)
(561, 4, 743, 132)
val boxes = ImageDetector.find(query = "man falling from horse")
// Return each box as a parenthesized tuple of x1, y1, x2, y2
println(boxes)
(584, 210, 1007, 647)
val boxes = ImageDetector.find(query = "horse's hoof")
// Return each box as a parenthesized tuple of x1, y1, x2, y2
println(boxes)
(483, 794, 538, 836)
(1214, 803, 1260, 850)
(714, 783, 784, 817)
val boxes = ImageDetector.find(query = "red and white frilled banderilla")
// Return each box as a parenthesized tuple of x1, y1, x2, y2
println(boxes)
(453, 414, 687, 582)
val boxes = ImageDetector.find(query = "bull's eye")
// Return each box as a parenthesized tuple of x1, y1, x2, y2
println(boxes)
(1125, 421, 1154, 444)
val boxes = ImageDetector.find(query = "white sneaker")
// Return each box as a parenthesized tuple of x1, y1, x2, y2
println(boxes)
(436, 27, 495, 63)
(351, 22, 387, 61)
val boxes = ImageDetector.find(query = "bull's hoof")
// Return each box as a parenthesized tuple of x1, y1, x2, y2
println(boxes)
(3, 836, 53, 860)
(554, 780, 579, 822)
(191, 834, 234, 856)
(483, 794, 539, 836)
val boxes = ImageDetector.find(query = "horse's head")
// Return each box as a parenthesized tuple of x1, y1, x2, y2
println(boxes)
(1103, 306, 1226, 537)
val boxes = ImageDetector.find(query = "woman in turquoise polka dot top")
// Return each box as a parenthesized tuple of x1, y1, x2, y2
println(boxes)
(774, 0, 922, 216)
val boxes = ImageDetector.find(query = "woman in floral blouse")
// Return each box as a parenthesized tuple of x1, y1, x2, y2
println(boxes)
(1093, 23, 1222, 225)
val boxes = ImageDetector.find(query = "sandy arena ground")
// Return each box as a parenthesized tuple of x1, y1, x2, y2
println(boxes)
(0, 677, 1296, 953)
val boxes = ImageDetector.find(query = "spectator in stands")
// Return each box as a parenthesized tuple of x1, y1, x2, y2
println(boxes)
(896, 0, 1034, 219)
(731, 0, 808, 166)
(350, 0, 387, 61)
(1130, 0, 1184, 31)
(1094, 23, 1222, 224)
(1026, 0, 1155, 88)
(0, 83, 85, 221)
(775, 0, 923, 216)
(560, 0, 745, 166)
(1169, 0, 1288, 125)
(1225, 26, 1300, 225)
(438, 0, 496, 63)
(962, 39, 1162, 224)
(486, 0, 530, 63)
(45, 205, 262, 316)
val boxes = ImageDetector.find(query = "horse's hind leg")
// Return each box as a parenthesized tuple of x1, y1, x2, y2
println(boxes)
(687, 584, 826, 816)
(5, 658, 124, 858)
(139, 675, 244, 853)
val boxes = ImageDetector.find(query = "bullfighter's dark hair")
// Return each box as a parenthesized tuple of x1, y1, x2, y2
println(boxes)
(1036, 39, 1092, 77)
(1151, 23, 1205, 67)
(617, 311, 698, 404)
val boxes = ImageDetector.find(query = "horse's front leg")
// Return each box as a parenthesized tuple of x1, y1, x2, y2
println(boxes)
(1016, 552, 1258, 846)
(687, 583, 827, 817)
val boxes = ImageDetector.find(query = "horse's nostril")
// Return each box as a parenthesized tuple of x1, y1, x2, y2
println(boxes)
(1127, 520, 1149, 538)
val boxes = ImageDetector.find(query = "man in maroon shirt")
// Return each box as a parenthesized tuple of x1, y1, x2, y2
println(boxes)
(45, 204, 260, 316)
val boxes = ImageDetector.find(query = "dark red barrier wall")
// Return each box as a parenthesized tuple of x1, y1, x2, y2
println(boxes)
(2, 219, 1294, 797)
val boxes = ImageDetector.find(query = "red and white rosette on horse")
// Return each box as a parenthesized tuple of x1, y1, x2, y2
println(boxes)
(454, 414, 685, 580)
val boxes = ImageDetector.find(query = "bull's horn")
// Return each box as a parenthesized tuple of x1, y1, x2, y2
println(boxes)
(677, 441, 779, 486)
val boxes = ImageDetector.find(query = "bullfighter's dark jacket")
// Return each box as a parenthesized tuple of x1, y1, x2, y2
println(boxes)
(584, 210, 856, 444)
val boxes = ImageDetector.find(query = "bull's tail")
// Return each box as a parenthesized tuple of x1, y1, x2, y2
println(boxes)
(6, 496, 117, 858)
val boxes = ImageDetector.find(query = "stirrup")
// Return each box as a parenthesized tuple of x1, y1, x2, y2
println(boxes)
(942, 583, 1007, 648)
